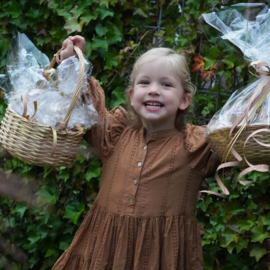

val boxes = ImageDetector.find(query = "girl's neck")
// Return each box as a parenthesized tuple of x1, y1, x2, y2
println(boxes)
(143, 124, 175, 143)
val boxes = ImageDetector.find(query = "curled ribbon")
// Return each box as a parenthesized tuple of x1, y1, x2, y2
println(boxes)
(203, 61, 270, 198)
(20, 95, 57, 156)
(21, 95, 37, 121)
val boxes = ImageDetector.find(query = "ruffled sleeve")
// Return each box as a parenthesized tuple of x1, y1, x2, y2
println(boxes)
(83, 77, 129, 160)
(184, 124, 220, 177)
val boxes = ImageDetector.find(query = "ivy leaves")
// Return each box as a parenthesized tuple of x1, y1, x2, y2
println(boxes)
(64, 17, 88, 34)
(1, 0, 270, 269)
(36, 186, 59, 205)
(4, 0, 21, 18)
(191, 53, 219, 83)
(199, 169, 270, 268)
(63, 201, 85, 224)
(62, 1, 114, 34)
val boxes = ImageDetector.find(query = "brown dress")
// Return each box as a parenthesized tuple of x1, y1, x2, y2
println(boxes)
(52, 77, 220, 270)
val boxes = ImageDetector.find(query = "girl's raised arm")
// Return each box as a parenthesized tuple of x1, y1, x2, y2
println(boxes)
(83, 77, 129, 161)
(45, 36, 129, 160)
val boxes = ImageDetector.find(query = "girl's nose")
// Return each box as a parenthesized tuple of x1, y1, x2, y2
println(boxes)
(148, 83, 160, 95)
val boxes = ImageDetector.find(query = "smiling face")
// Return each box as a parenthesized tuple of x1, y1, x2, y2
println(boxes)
(129, 58, 192, 130)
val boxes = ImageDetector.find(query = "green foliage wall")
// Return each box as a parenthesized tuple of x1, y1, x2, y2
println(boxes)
(1, 0, 270, 269)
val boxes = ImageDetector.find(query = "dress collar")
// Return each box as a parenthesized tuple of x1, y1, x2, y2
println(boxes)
(139, 126, 179, 139)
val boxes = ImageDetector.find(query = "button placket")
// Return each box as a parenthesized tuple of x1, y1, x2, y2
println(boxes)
(125, 135, 148, 213)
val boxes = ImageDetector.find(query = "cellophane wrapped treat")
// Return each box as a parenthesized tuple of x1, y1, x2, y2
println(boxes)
(0, 32, 98, 130)
(203, 3, 270, 164)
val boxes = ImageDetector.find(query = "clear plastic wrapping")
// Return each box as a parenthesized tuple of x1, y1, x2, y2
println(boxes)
(203, 3, 270, 136)
(0, 32, 98, 130)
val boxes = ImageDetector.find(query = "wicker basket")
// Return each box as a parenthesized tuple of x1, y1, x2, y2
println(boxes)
(0, 46, 86, 167)
(206, 123, 270, 165)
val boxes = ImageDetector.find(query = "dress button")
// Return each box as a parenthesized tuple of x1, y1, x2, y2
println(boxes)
(130, 198, 134, 203)
(144, 146, 147, 150)
(138, 162, 142, 167)
(133, 180, 137, 185)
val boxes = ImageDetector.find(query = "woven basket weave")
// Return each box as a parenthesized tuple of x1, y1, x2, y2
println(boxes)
(206, 123, 270, 165)
(0, 46, 86, 167)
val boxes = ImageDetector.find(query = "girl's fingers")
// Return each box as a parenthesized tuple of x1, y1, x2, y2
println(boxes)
(70, 35, 83, 42)
(70, 35, 85, 52)
(62, 36, 73, 49)
(62, 39, 69, 49)
(42, 71, 48, 80)
(62, 35, 85, 56)
(60, 39, 76, 61)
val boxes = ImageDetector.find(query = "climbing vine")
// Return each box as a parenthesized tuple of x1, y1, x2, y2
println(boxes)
(0, 0, 270, 269)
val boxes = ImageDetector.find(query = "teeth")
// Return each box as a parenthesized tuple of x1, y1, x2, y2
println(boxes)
(145, 102, 162, 107)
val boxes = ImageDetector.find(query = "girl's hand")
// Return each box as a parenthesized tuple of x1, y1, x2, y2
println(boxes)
(42, 36, 86, 80)
(60, 38, 75, 61)
(42, 70, 49, 80)
(69, 35, 85, 53)
(60, 36, 85, 61)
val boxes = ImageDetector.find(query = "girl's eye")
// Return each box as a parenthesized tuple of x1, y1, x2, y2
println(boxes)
(162, 82, 172, 87)
(139, 80, 149, 85)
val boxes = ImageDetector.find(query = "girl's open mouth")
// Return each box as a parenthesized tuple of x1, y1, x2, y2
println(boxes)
(144, 101, 164, 111)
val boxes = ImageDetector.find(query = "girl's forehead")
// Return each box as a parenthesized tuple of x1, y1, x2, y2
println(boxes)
(139, 58, 173, 73)
(139, 57, 171, 68)
(136, 58, 178, 79)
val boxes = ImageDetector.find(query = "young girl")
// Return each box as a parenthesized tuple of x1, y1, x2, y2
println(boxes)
(52, 36, 220, 270)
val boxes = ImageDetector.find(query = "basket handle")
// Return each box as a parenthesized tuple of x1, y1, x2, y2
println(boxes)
(42, 46, 85, 130)
(60, 46, 85, 129)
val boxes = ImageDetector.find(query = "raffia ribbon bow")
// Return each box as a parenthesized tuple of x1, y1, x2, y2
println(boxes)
(202, 61, 270, 198)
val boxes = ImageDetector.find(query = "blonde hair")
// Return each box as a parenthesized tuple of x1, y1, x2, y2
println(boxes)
(125, 48, 196, 131)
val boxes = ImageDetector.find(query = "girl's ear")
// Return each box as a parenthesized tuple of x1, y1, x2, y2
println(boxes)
(128, 88, 134, 106)
(179, 93, 192, 111)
